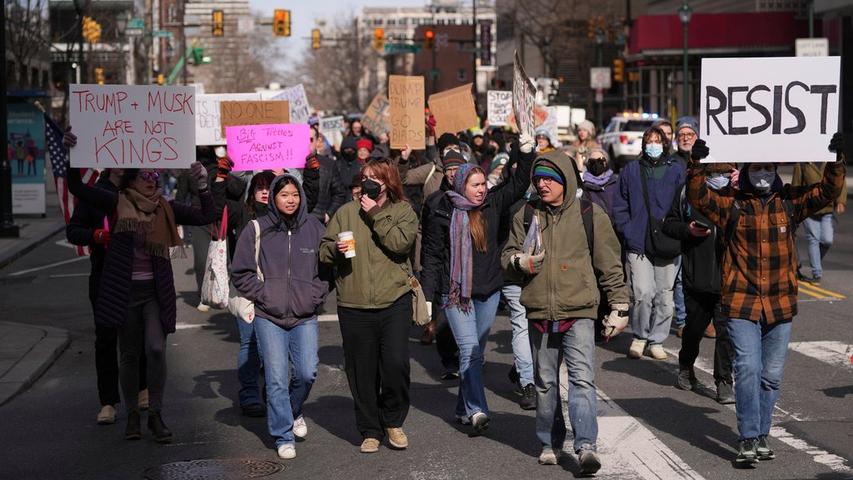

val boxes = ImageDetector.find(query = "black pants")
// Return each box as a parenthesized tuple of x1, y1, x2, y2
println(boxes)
(338, 295, 412, 440)
(119, 281, 167, 413)
(679, 289, 734, 384)
(90, 274, 146, 407)
(434, 307, 459, 370)
(188, 224, 212, 296)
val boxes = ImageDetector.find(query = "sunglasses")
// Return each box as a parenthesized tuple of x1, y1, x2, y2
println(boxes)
(139, 171, 161, 182)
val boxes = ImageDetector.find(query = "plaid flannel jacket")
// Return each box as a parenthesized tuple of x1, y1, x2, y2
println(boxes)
(686, 159, 846, 324)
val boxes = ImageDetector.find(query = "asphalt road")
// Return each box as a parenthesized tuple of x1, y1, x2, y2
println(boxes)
(0, 214, 851, 480)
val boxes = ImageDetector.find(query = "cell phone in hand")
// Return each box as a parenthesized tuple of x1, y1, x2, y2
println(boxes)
(693, 220, 712, 230)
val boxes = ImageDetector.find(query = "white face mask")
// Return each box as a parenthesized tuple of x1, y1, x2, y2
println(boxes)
(214, 146, 227, 158)
(705, 174, 729, 190)
(749, 170, 776, 194)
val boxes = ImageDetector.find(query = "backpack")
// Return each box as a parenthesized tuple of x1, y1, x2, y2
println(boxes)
(522, 195, 595, 256)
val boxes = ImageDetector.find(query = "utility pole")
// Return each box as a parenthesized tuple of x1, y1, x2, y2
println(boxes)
(472, 0, 478, 109)
(0, 5, 20, 237)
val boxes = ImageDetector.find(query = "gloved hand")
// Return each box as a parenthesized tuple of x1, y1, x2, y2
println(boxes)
(829, 132, 843, 159)
(190, 161, 208, 191)
(93, 228, 110, 245)
(426, 301, 433, 319)
(691, 139, 710, 160)
(63, 127, 77, 149)
(512, 248, 546, 275)
(426, 114, 437, 138)
(216, 156, 234, 180)
(602, 303, 630, 339)
(305, 154, 321, 170)
(519, 133, 535, 154)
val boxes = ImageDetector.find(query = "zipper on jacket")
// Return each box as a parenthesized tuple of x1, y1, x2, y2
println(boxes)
(286, 229, 292, 316)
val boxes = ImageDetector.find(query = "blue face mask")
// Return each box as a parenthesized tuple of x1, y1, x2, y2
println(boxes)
(645, 143, 663, 159)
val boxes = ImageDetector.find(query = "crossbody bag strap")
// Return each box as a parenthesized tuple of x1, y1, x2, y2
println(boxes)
(252, 220, 264, 282)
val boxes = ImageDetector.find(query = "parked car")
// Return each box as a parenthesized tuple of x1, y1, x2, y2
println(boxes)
(599, 113, 659, 171)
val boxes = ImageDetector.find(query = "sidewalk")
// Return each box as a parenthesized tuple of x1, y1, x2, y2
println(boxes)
(0, 321, 70, 406)
(0, 174, 64, 270)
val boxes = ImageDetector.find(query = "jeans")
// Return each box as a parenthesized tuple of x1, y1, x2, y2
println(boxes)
(673, 261, 687, 328)
(502, 285, 534, 386)
(442, 291, 500, 419)
(236, 317, 262, 407)
(679, 290, 734, 384)
(627, 253, 678, 345)
(802, 214, 834, 278)
(727, 318, 792, 440)
(119, 281, 166, 413)
(529, 318, 598, 453)
(254, 316, 319, 448)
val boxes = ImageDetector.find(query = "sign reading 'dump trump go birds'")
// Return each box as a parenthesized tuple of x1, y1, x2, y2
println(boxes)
(69, 84, 196, 169)
(389, 75, 425, 150)
(225, 124, 311, 171)
(700, 57, 840, 163)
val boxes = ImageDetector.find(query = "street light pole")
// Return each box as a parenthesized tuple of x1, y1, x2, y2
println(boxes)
(73, 0, 90, 84)
(596, 29, 604, 132)
(0, 4, 20, 237)
(679, 1, 692, 116)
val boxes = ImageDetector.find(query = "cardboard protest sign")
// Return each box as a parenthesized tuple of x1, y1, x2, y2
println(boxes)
(388, 76, 425, 150)
(513, 51, 536, 138)
(195, 93, 261, 145)
(362, 93, 390, 135)
(699, 56, 840, 163)
(487, 90, 512, 126)
(428, 83, 478, 135)
(319, 116, 345, 148)
(69, 84, 196, 169)
(225, 123, 311, 171)
(219, 100, 289, 136)
(270, 84, 312, 124)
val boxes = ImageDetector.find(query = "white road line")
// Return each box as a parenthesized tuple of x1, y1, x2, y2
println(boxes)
(8, 256, 87, 276)
(788, 341, 853, 370)
(175, 323, 205, 330)
(54, 240, 76, 250)
(663, 346, 850, 472)
(48, 273, 89, 278)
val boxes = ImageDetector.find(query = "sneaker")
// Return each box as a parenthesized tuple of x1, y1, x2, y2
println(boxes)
(578, 447, 601, 475)
(649, 344, 667, 360)
(147, 411, 173, 444)
(538, 447, 558, 465)
(455, 414, 472, 425)
(735, 438, 759, 467)
(471, 412, 490, 436)
(716, 382, 735, 404)
(519, 383, 537, 410)
(196, 302, 210, 312)
(360, 437, 380, 453)
(385, 427, 408, 449)
(138, 389, 149, 410)
(628, 339, 647, 359)
(441, 368, 460, 380)
(676, 326, 684, 338)
(675, 368, 696, 391)
(276, 444, 296, 459)
(125, 410, 141, 440)
(756, 436, 775, 460)
(97, 405, 117, 425)
(293, 415, 307, 438)
(811, 276, 821, 285)
(241, 403, 266, 417)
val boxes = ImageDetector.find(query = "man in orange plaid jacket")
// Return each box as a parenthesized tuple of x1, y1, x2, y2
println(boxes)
(685, 133, 846, 468)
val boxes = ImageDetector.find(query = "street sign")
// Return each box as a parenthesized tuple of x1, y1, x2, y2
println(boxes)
(795, 38, 828, 57)
(152, 30, 173, 38)
(126, 17, 144, 36)
(384, 43, 422, 54)
(595, 88, 604, 104)
(590, 67, 612, 90)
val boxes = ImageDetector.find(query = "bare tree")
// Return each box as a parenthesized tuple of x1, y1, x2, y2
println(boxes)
(5, 0, 50, 86)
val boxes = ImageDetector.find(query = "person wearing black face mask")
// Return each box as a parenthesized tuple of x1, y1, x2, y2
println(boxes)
(581, 148, 619, 218)
(335, 136, 362, 197)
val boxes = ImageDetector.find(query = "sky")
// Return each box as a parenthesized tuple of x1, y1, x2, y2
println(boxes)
(248, 0, 426, 63)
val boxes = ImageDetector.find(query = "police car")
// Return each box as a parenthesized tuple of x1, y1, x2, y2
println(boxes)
(599, 112, 659, 171)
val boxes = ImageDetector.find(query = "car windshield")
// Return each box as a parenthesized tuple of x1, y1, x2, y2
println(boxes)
(622, 120, 655, 132)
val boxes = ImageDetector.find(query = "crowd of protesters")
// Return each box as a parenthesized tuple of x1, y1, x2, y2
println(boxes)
(62, 102, 846, 472)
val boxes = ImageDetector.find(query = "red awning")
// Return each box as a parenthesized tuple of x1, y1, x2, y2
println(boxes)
(629, 11, 810, 55)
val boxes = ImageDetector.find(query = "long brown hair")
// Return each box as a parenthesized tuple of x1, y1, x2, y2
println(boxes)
(361, 158, 407, 203)
(461, 166, 488, 253)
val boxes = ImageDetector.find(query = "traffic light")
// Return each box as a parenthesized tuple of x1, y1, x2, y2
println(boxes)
(273, 9, 290, 37)
(424, 28, 435, 49)
(613, 58, 624, 83)
(82, 16, 101, 44)
(94, 67, 105, 85)
(311, 29, 321, 49)
(156, 73, 165, 85)
(372, 28, 384, 51)
(212, 10, 224, 37)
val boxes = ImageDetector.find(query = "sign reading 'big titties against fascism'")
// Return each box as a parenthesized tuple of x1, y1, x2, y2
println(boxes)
(69, 84, 196, 169)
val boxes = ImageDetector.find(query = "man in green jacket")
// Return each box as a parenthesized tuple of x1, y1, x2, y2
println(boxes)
(501, 150, 629, 474)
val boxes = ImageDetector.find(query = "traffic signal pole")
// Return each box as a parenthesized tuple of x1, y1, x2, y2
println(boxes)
(0, 5, 20, 238)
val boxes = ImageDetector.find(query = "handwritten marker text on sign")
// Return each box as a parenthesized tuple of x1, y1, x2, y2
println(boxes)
(226, 123, 311, 172)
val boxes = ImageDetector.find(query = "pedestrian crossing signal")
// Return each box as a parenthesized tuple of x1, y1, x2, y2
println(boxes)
(273, 9, 290, 37)
(311, 29, 321, 49)
(373, 28, 384, 51)
(212, 10, 224, 37)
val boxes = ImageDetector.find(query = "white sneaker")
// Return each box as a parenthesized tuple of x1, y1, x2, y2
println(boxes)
(96, 405, 116, 425)
(628, 339, 647, 359)
(138, 389, 149, 410)
(538, 447, 558, 465)
(277, 444, 296, 459)
(293, 415, 307, 438)
(649, 344, 668, 360)
(196, 302, 210, 312)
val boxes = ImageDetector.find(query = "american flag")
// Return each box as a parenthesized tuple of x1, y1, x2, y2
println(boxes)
(45, 114, 99, 256)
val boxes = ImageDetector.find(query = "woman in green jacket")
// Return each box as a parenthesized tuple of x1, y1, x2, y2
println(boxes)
(319, 158, 418, 454)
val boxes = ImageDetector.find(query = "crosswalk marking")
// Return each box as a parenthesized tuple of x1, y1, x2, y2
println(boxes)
(788, 341, 853, 369)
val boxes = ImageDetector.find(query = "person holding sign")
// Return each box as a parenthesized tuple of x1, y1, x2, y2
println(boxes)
(231, 173, 329, 460)
(63, 128, 220, 444)
(685, 134, 846, 467)
(420, 134, 535, 435)
(319, 159, 418, 454)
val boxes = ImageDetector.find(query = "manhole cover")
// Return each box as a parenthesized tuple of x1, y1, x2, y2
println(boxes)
(143, 458, 285, 480)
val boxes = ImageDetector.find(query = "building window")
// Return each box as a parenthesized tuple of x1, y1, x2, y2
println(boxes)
(457, 69, 466, 81)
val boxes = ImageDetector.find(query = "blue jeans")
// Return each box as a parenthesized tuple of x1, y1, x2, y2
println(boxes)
(529, 318, 598, 453)
(727, 318, 792, 440)
(236, 317, 262, 406)
(627, 253, 678, 344)
(502, 285, 534, 386)
(802, 214, 834, 278)
(442, 291, 500, 419)
(673, 260, 687, 328)
(254, 316, 319, 448)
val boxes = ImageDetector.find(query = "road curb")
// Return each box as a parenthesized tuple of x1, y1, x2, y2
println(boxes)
(0, 321, 71, 407)
(0, 221, 66, 271)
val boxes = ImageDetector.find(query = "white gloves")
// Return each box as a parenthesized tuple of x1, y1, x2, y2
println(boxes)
(519, 133, 535, 154)
(512, 248, 546, 275)
(602, 303, 630, 339)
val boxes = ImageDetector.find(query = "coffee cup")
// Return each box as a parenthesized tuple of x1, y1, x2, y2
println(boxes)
(338, 231, 356, 258)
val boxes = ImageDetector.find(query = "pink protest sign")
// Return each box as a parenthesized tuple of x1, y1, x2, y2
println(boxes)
(225, 123, 311, 171)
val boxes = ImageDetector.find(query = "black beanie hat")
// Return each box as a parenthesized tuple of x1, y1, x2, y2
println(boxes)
(437, 133, 459, 153)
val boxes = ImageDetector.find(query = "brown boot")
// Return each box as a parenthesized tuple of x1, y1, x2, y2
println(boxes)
(420, 320, 437, 345)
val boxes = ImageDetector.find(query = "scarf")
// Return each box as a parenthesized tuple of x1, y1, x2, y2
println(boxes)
(114, 188, 180, 258)
(582, 169, 613, 187)
(446, 164, 480, 312)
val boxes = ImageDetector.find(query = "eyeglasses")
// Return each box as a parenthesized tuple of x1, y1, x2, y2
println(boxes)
(534, 176, 554, 185)
(139, 171, 160, 182)
(677, 132, 697, 140)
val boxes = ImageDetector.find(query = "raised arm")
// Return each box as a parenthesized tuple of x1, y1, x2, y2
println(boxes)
(788, 134, 846, 223)
(489, 134, 534, 213)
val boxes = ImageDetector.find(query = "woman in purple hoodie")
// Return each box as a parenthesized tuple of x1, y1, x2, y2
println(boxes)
(231, 174, 329, 460)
